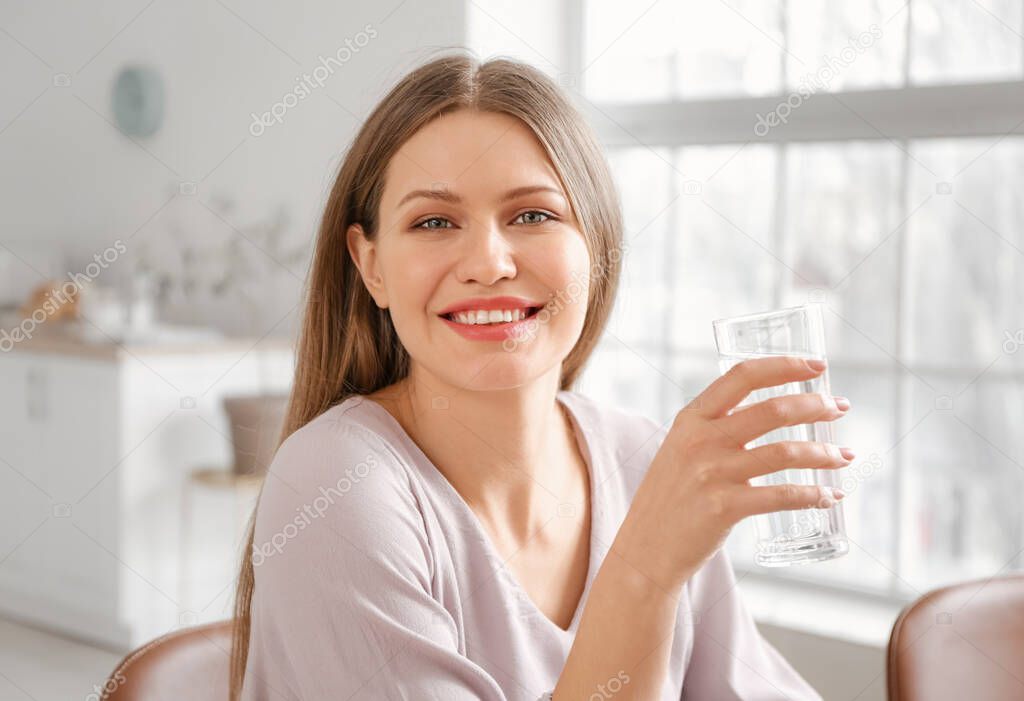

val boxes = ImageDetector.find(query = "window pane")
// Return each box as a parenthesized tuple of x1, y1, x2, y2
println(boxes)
(911, 0, 1023, 84)
(583, 1, 783, 102)
(579, 339, 672, 421)
(668, 144, 779, 352)
(786, 0, 908, 91)
(779, 142, 904, 365)
(906, 138, 1024, 368)
(902, 374, 1024, 591)
(605, 147, 675, 348)
(665, 353, 719, 416)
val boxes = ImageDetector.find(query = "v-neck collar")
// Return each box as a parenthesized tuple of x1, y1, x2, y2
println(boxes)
(356, 389, 602, 635)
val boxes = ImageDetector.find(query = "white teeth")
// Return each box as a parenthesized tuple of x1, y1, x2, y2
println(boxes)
(449, 308, 532, 325)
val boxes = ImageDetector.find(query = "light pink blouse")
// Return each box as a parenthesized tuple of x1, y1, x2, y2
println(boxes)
(242, 390, 822, 700)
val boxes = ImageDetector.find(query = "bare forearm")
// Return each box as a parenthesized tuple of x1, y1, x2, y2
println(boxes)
(553, 549, 683, 700)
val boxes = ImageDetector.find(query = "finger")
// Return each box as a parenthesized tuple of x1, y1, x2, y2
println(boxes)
(730, 483, 846, 518)
(721, 441, 854, 482)
(714, 392, 848, 447)
(684, 356, 827, 420)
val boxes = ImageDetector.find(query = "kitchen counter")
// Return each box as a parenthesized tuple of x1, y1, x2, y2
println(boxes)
(0, 318, 294, 360)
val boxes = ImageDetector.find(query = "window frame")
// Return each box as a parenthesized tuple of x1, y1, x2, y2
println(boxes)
(567, 0, 1024, 602)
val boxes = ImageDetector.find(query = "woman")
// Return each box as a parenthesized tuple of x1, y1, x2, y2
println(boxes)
(232, 52, 851, 700)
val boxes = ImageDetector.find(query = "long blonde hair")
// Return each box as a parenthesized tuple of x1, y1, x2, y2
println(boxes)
(230, 50, 624, 699)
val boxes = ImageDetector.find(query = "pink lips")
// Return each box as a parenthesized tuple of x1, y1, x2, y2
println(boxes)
(437, 295, 545, 316)
(439, 310, 542, 341)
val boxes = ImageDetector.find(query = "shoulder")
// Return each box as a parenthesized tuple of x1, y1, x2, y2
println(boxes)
(253, 397, 430, 575)
(260, 397, 408, 507)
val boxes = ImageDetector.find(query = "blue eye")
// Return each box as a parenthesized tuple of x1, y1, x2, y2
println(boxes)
(514, 210, 553, 225)
(413, 216, 454, 230)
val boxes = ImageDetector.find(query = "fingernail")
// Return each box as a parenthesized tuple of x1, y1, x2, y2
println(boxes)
(839, 446, 855, 461)
(833, 396, 850, 411)
(831, 487, 846, 500)
(805, 359, 827, 372)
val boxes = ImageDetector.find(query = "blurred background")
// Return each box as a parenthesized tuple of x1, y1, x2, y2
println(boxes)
(2, 1, 1023, 699)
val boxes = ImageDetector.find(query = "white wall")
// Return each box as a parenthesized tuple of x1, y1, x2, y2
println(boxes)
(0, 0, 466, 336)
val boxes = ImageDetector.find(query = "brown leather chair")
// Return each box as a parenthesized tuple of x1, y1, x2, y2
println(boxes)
(887, 573, 1024, 700)
(101, 620, 233, 700)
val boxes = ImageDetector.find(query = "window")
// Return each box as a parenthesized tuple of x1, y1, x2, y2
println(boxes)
(467, 0, 1024, 599)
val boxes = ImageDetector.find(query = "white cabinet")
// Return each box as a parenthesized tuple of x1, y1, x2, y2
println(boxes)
(0, 356, 50, 588)
(0, 338, 293, 648)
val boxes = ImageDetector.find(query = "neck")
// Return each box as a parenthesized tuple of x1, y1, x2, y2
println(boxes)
(370, 365, 581, 541)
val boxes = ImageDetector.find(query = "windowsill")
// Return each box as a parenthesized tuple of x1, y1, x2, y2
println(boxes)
(734, 571, 909, 649)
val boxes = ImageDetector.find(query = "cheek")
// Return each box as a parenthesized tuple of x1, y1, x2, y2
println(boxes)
(531, 237, 591, 336)
(381, 245, 441, 323)
(549, 237, 592, 307)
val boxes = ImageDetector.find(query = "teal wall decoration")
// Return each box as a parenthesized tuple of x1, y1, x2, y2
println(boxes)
(111, 65, 164, 137)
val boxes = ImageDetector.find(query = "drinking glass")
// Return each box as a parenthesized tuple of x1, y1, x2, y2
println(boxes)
(712, 303, 849, 566)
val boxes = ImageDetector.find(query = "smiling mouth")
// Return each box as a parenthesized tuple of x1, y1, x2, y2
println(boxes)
(440, 306, 543, 325)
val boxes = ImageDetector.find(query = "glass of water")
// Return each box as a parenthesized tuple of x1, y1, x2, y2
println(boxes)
(712, 303, 849, 567)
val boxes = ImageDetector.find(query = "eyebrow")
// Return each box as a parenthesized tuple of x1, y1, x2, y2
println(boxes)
(397, 185, 566, 208)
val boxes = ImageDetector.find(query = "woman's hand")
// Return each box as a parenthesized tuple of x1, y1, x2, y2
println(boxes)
(610, 355, 852, 592)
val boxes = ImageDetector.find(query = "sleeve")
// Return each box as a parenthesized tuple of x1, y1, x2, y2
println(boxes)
(680, 548, 823, 701)
(243, 422, 512, 701)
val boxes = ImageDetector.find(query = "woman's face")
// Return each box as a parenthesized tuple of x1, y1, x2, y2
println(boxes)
(348, 108, 592, 392)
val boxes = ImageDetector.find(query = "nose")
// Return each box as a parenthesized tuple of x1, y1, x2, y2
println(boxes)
(454, 221, 517, 285)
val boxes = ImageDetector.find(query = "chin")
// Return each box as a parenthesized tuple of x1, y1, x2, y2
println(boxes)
(437, 354, 549, 393)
